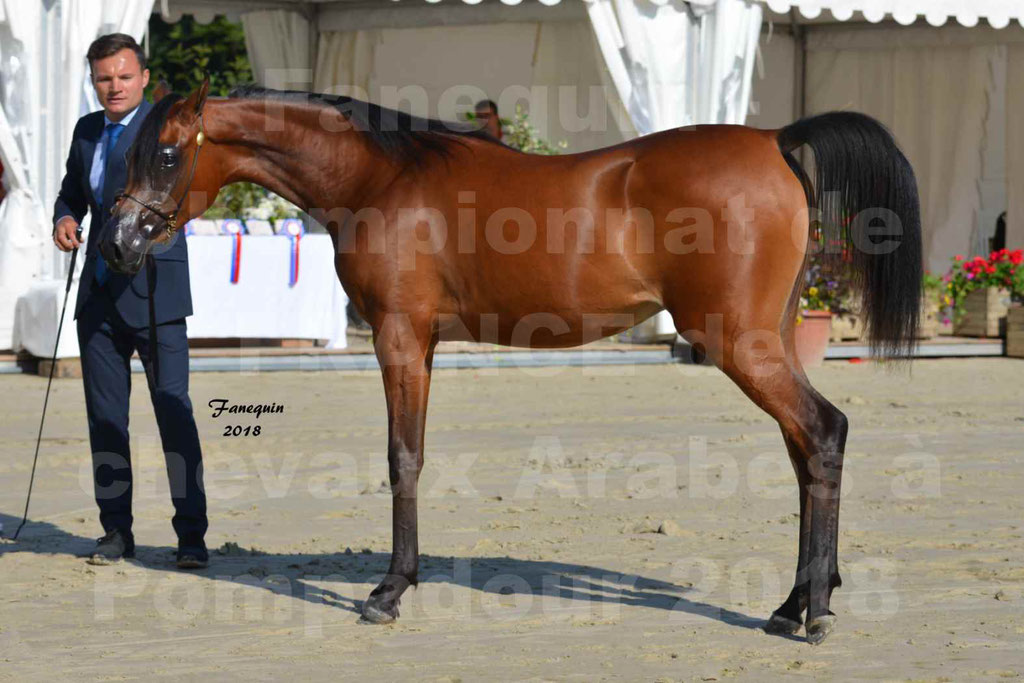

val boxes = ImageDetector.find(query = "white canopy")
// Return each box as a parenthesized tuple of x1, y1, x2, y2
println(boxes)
(2, 0, 1023, 353)
(160, 0, 1024, 29)
(762, 0, 1024, 28)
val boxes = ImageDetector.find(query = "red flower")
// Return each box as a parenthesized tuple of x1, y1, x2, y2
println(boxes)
(954, 254, 964, 261)
(1011, 250, 1023, 265)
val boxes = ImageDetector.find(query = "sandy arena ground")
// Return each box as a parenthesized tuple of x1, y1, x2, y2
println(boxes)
(1, 357, 1022, 681)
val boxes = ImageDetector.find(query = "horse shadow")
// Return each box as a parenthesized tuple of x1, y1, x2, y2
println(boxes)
(0, 512, 791, 637)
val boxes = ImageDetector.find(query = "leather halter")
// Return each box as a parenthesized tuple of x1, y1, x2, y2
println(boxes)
(116, 109, 206, 239)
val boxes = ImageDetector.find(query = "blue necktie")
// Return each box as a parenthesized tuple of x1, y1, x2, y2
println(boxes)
(94, 123, 124, 286)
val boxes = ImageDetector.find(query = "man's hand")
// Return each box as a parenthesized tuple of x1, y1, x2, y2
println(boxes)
(54, 216, 82, 252)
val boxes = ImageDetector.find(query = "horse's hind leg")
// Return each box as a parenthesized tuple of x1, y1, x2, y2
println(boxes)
(361, 314, 437, 624)
(762, 434, 812, 635)
(676, 312, 847, 644)
(764, 433, 843, 637)
(732, 352, 846, 644)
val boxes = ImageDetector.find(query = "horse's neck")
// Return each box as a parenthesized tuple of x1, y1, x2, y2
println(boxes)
(210, 100, 385, 212)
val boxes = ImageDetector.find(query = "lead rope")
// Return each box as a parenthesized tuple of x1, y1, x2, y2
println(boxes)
(145, 253, 159, 392)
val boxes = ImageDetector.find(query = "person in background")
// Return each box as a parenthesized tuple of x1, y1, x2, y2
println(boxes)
(474, 99, 503, 142)
(991, 211, 1006, 253)
(52, 33, 208, 568)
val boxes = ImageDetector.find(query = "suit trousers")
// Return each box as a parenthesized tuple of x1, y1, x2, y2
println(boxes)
(76, 283, 207, 543)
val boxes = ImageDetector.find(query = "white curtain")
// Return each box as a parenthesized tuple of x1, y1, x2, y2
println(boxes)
(241, 9, 315, 90)
(531, 19, 633, 151)
(584, 0, 762, 135)
(1007, 44, 1024, 251)
(584, 0, 762, 339)
(0, 0, 153, 352)
(806, 31, 1000, 274)
(313, 29, 378, 98)
(313, 21, 627, 153)
(0, 0, 45, 318)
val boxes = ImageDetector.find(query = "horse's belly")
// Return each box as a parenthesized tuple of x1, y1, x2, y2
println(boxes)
(437, 301, 664, 348)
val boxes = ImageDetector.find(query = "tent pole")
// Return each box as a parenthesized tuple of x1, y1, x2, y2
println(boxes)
(791, 8, 806, 120)
(791, 9, 807, 166)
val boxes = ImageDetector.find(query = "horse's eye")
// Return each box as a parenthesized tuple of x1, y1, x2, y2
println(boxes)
(160, 150, 178, 168)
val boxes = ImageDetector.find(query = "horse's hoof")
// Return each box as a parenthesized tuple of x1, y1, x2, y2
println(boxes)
(763, 611, 803, 635)
(805, 614, 837, 645)
(360, 599, 398, 624)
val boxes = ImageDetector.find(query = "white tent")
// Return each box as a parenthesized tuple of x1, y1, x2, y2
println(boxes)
(1, 0, 1022, 354)
(1, 0, 764, 351)
(0, 0, 153, 354)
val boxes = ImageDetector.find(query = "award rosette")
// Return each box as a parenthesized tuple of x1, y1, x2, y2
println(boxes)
(280, 218, 305, 287)
(221, 219, 244, 284)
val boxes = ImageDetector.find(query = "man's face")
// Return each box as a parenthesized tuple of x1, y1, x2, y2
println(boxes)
(475, 106, 502, 140)
(90, 48, 149, 121)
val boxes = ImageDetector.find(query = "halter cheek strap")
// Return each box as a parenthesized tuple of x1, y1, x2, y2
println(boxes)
(117, 111, 206, 238)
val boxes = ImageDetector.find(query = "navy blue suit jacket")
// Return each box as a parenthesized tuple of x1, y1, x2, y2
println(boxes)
(53, 98, 193, 328)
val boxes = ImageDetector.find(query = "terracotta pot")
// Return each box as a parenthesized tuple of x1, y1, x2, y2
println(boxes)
(795, 310, 832, 368)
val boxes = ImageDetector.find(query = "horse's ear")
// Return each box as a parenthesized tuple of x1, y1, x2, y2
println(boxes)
(195, 76, 210, 114)
(152, 80, 172, 103)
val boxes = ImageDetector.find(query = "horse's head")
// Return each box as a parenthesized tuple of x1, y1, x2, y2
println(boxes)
(100, 78, 217, 274)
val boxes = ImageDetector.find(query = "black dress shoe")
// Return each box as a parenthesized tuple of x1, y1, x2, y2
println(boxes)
(177, 540, 209, 569)
(88, 529, 135, 565)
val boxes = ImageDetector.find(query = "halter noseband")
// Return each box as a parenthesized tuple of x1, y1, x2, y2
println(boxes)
(116, 110, 207, 239)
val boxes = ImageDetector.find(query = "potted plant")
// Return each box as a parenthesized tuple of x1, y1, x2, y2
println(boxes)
(945, 249, 1024, 337)
(796, 256, 849, 367)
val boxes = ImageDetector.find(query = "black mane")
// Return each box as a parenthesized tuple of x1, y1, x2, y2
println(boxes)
(228, 84, 501, 162)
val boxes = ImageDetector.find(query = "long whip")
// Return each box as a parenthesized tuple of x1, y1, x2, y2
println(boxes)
(8, 227, 83, 540)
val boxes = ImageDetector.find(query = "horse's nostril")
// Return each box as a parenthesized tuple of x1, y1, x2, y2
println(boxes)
(111, 242, 124, 262)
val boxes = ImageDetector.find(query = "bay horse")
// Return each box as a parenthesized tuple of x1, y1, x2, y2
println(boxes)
(101, 79, 921, 645)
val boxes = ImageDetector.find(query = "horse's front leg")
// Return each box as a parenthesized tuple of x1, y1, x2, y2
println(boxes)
(361, 317, 437, 624)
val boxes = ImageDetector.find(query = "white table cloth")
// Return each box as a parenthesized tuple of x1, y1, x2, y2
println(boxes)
(184, 234, 348, 348)
(12, 234, 347, 358)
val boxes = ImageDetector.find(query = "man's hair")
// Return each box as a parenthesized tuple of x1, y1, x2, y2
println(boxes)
(87, 33, 147, 72)
(475, 99, 499, 116)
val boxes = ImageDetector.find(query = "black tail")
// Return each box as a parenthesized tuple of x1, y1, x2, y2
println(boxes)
(778, 111, 922, 359)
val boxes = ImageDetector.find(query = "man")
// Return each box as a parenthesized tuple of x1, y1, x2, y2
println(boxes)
(53, 33, 208, 568)
(474, 99, 503, 141)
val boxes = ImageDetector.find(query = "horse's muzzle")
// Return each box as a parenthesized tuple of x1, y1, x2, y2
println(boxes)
(98, 215, 147, 275)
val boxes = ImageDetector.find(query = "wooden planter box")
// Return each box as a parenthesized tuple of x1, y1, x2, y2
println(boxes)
(954, 288, 1011, 338)
(1008, 307, 1024, 358)
(918, 298, 940, 339)
(829, 312, 864, 342)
